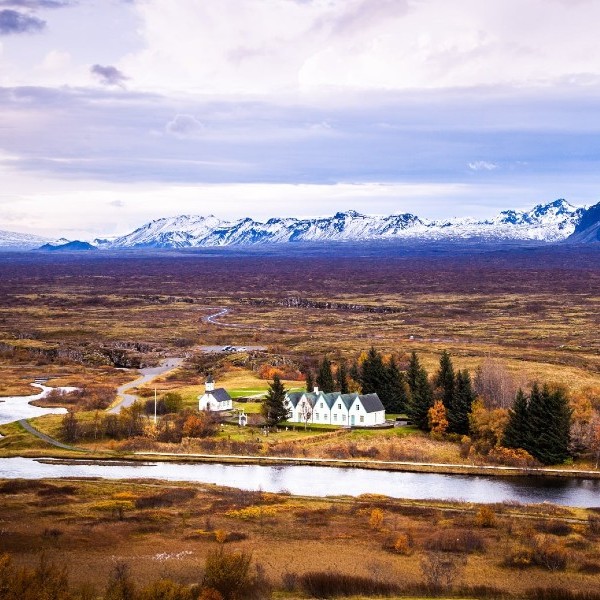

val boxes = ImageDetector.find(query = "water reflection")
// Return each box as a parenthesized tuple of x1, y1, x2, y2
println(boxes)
(1, 456, 599, 508)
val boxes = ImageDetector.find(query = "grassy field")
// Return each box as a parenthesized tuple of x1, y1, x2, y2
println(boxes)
(0, 478, 599, 599)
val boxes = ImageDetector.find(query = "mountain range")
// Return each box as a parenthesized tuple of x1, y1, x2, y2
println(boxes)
(1, 199, 599, 250)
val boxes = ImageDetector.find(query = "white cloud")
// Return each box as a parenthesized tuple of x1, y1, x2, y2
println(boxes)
(165, 114, 204, 137)
(115, 0, 600, 96)
(468, 161, 499, 171)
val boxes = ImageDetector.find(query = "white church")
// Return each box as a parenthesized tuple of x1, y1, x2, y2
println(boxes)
(197, 375, 233, 412)
(285, 387, 386, 427)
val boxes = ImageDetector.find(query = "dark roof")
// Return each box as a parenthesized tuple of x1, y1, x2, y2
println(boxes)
(285, 391, 384, 413)
(359, 393, 385, 413)
(207, 388, 231, 402)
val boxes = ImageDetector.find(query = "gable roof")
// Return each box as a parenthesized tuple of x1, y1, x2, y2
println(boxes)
(285, 391, 384, 413)
(205, 388, 231, 403)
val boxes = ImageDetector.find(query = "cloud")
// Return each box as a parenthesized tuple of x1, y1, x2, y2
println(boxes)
(468, 161, 499, 172)
(109, 199, 125, 207)
(165, 114, 204, 137)
(0, 1, 73, 8)
(0, 9, 44, 34)
(91, 64, 129, 87)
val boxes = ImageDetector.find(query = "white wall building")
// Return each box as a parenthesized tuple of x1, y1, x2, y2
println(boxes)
(285, 387, 386, 427)
(197, 375, 233, 412)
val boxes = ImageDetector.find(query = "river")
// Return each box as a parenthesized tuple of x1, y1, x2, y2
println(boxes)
(1, 456, 599, 507)
(0, 384, 74, 425)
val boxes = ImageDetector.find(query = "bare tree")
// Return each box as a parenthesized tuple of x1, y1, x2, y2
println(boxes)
(419, 552, 466, 592)
(474, 358, 521, 409)
(300, 399, 313, 430)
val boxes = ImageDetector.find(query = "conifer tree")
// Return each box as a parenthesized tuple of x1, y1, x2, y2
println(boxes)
(435, 350, 456, 411)
(262, 374, 290, 427)
(502, 388, 529, 450)
(530, 385, 572, 465)
(383, 357, 409, 414)
(406, 351, 421, 396)
(336, 361, 349, 394)
(360, 347, 386, 396)
(349, 361, 360, 389)
(407, 365, 434, 430)
(305, 370, 314, 393)
(447, 369, 477, 435)
(316, 357, 335, 393)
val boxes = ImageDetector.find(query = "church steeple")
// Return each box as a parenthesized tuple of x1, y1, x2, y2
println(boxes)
(205, 374, 215, 392)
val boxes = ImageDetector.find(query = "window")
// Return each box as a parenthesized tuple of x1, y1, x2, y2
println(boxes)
(333, 414, 337, 421)
(320, 402, 324, 408)
(315, 413, 319, 420)
(360, 416, 364, 423)
(342, 414, 346, 422)
(337, 403, 341, 409)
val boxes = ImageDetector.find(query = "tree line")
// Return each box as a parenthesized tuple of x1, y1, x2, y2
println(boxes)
(304, 348, 580, 465)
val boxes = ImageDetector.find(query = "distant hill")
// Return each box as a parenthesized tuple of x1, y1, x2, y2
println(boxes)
(0, 229, 50, 250)
(94, 199, 585, 249)
(567, 201, 600, 243)
(38, 240, 97, 252)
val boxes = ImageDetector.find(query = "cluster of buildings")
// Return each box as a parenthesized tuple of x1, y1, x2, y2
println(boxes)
(197, 377, 386, 427)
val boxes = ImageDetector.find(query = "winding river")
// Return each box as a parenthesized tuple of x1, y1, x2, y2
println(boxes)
(1, 456, 599, 507)
(0, 383, 74, 426)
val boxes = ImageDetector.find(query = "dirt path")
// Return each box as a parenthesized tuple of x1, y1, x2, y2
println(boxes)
(18, 419, 79, 451)
(108, 357, 184, 414)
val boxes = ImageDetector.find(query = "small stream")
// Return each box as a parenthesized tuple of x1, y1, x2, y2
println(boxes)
(1, 457, 599, 507)
(0, 384, 75, 426)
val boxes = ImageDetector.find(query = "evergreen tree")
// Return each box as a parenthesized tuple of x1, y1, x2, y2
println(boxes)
(530, 385, 572, 465)
(407, 366, 434, 431)
(336, 361, 349, 394)
(383, 357, 409, 414)
(406, 351, 421, 396)
(262, 374, 290, 428)
(316, 357, 335, 393)
(305, 370, 314, 393)
(447, 369, 477, 435)
(502, 388, 529, 450)
(360, 347, 386, 396)
(435, 350, 456, 411)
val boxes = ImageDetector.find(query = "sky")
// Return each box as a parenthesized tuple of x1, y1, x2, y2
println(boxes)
(1, 0, 600, 239)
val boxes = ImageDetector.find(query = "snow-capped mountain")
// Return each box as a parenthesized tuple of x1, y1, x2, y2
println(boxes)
(0, 229, 51, 250)
(97, 199, 586, 248)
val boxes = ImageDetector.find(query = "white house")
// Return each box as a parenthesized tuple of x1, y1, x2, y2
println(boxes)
(285, 387, 386, 427)
(197, 375, 233, 412)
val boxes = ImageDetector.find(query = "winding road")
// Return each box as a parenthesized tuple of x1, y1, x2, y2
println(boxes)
(108, 357, 184, 414)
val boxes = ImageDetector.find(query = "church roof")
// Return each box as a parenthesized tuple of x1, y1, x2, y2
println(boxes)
(205, 388, 231, 402)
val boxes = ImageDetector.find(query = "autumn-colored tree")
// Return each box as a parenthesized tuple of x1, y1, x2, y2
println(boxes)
(474, 357, 520, 409)
(469, 399, 509, 455)
(369, 508, 384, 530)
(428, 400, 448, 435)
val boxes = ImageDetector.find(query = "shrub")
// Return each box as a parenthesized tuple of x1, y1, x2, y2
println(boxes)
(419, 552, 466, 592)
(299, 571, 401, 598)
(203, 548, 269, 600)
(424, 528, 486, 553)
(369, 508, 384, 530)
(588, 515, 600, 535)
(526, 589, 600, 600)
(475, 506, 497, 528)
(504, 545, 535, 569)
(138, 579, 194, 600)
(382, 533, 412, 555)
(536, 519, 572, 536)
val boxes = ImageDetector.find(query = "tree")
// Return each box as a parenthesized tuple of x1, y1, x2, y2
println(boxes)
(60, 410, 79, 443)
(502, 388, 530, 451)
(300, 398, 313, 430)
(261, 374, 290, 428)
(447, 369, 476, 435)
(407, 362, 434, 431)
(428, 400, 448, 435)
(435, 350, 455, 412)
(305, 370, 314, 393)
(360, 347, 386, 396)
(474, 357, 519, 409)
(382, 357, 409, 414)
(406, 351, 421, 396)
(316, 357, 335, 393)
(336, 361, 349, 394)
